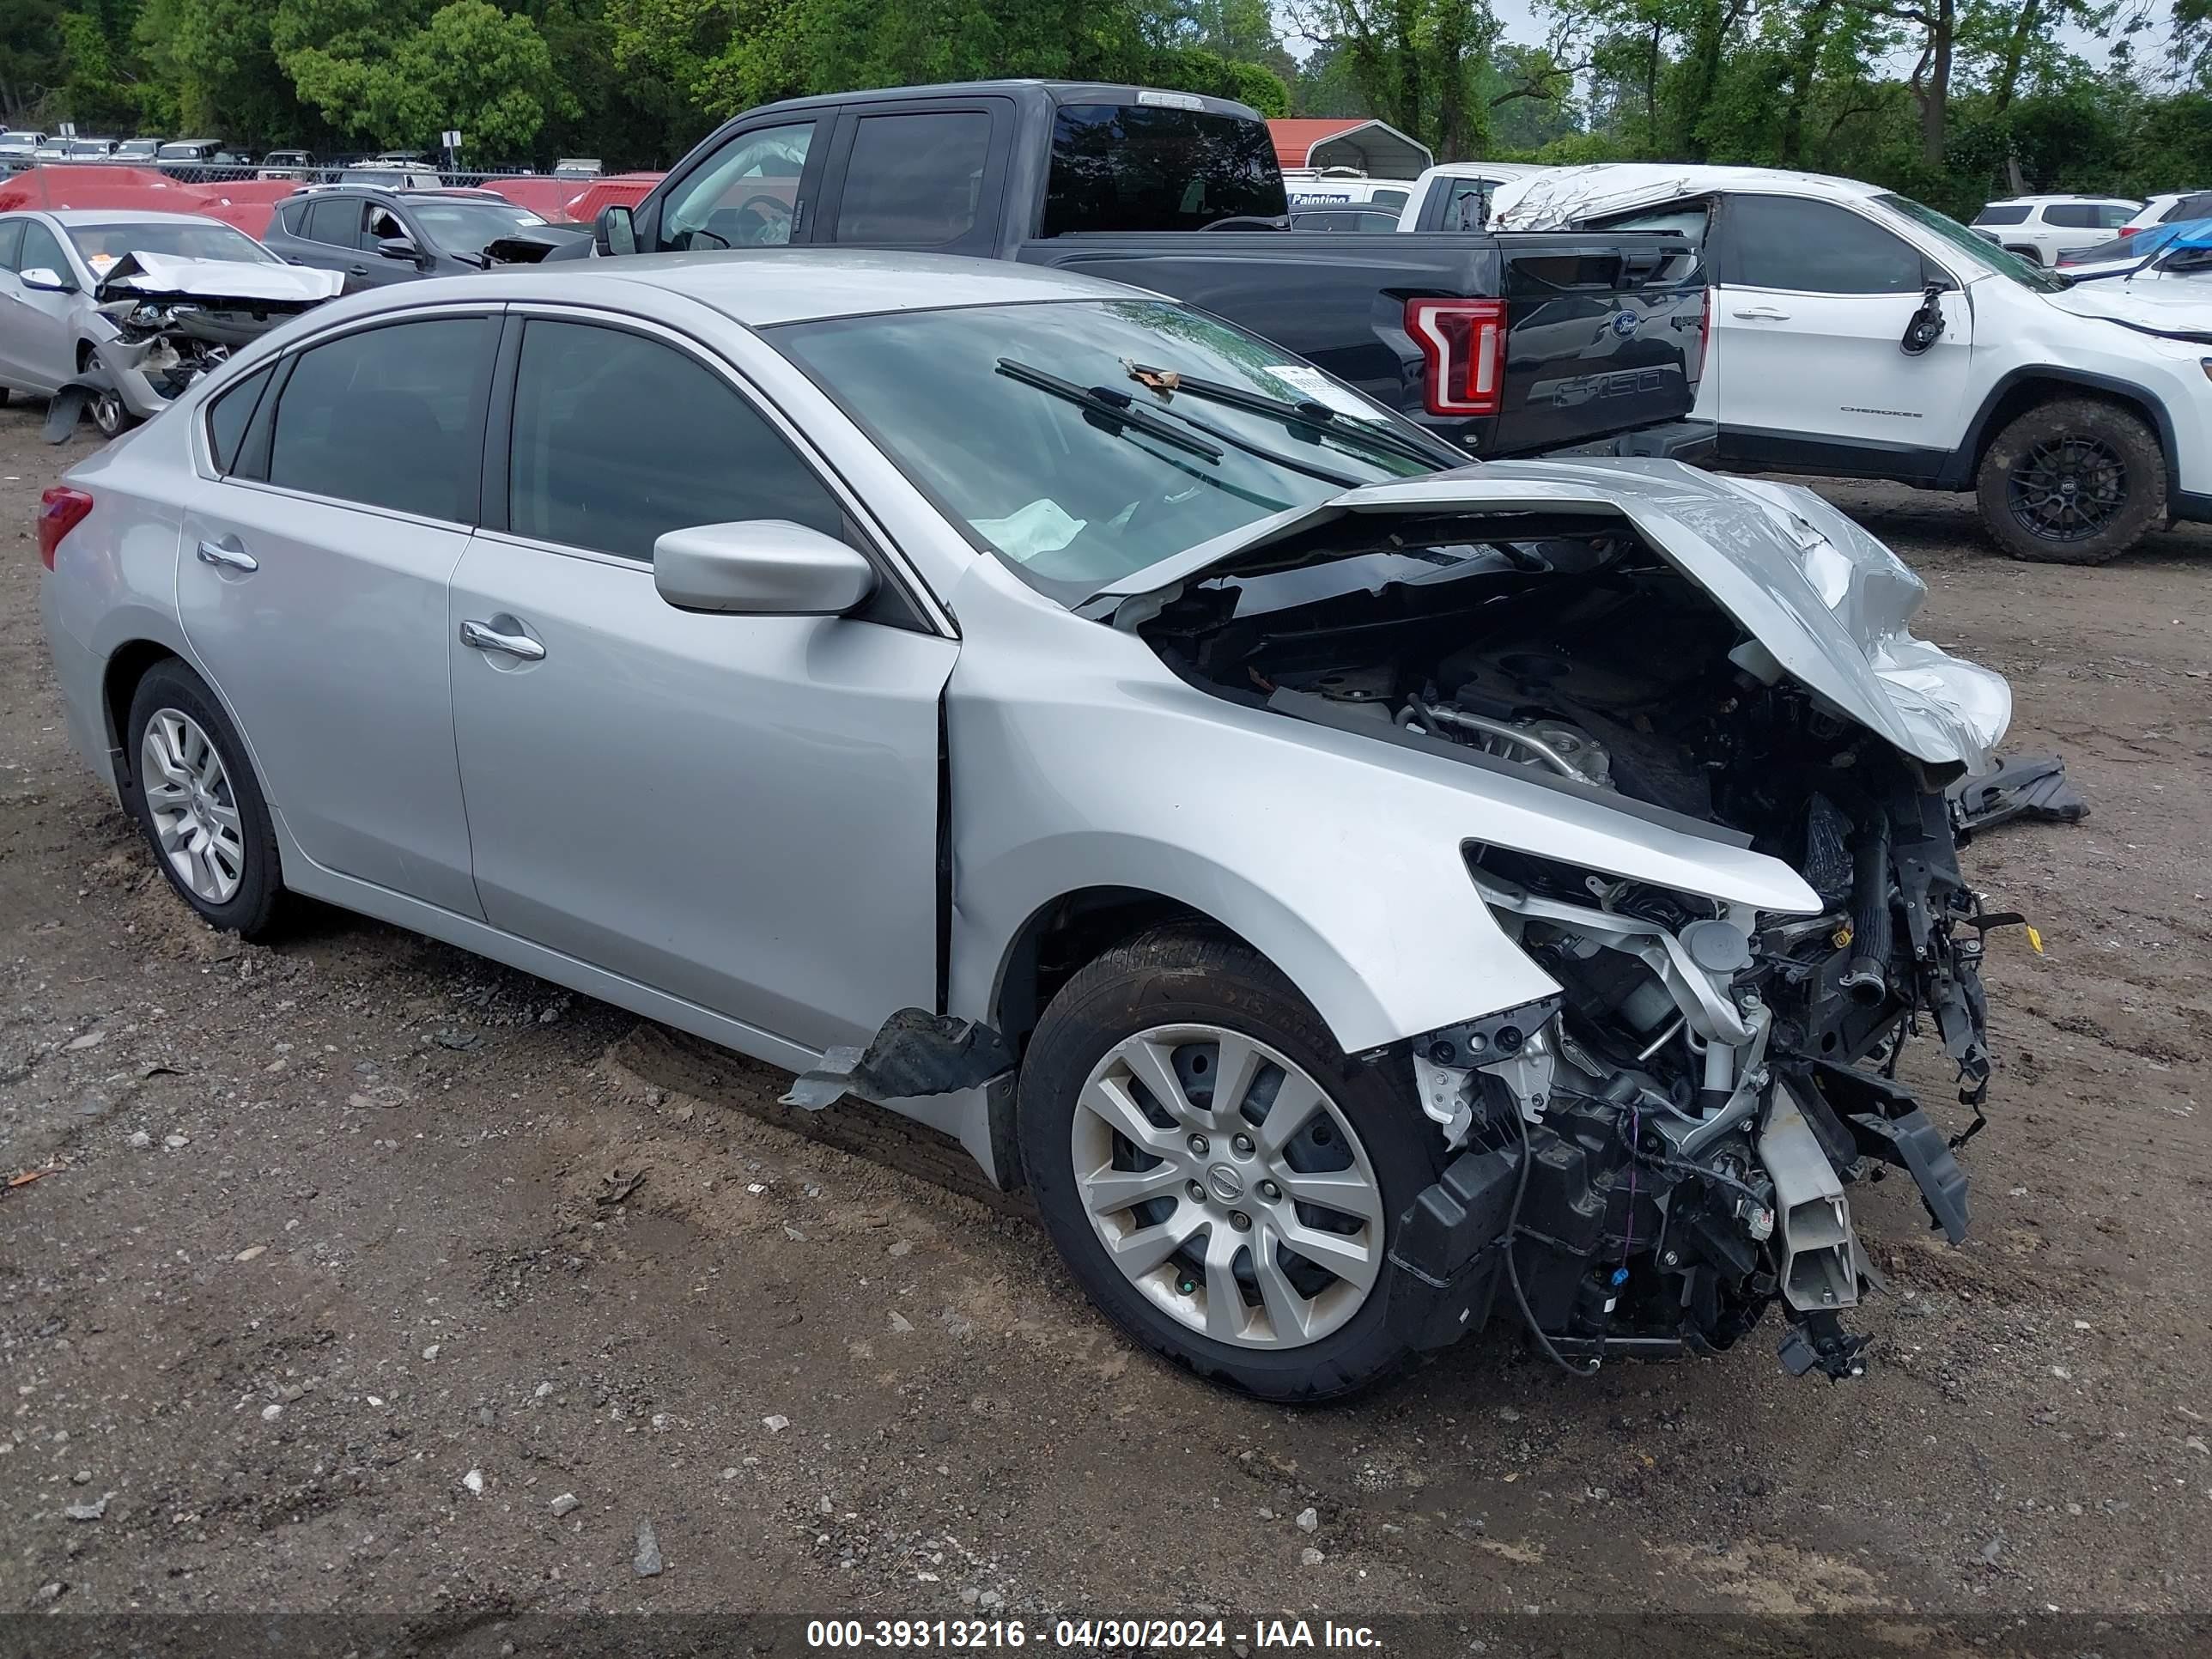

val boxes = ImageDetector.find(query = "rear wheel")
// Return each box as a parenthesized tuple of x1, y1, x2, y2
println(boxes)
(122, 660, 287, 939)
(1975, 397, 2165, 565)
(1018, 926, 1440, 1401)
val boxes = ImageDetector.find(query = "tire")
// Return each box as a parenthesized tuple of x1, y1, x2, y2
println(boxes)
(2002, 245, 2042, 266)
(1975, 397, 2166, 566)
(122, 660, 287, 939)
(1018, 925, 1443, 1402)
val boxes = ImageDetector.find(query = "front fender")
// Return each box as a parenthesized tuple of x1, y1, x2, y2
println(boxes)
(944, 571, 1818, 1057)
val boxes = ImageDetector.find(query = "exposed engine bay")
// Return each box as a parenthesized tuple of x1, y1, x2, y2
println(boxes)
(1138, 508, 2009, 1380)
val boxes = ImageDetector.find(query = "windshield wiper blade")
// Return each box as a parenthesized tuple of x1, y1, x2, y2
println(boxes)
(1127, 362, 1462, 469)
(994, 360, 1221, 462)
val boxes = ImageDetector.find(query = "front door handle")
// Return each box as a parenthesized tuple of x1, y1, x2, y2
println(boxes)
(459, 618, 546, 661)
(1732, 306, 1790, 321)
(195, 536, 258, 572)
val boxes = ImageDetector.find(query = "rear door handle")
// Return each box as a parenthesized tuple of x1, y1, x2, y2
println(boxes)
(1732, 306, 1790, 321)
(195, 536, 258, 572)
(459, 618, 546, 661)
(348, 264, 368, 276)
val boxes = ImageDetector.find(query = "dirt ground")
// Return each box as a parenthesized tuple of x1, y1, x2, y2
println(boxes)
(3, 400, 2209, 1645)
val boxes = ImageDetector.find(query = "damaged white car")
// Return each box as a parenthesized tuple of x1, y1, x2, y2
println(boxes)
(40, 256, 2019, 1400)
(0, 210, 342, 439)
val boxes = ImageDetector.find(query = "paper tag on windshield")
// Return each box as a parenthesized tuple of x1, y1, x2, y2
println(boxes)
(87, 253, 118, 276)
(1266, 365, 1387, 423)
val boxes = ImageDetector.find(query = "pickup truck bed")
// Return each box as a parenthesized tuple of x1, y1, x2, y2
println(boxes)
(1021, 229, 1705, 457)
(570, 79, 1712, 461)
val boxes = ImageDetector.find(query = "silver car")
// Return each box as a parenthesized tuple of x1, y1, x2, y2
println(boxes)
(40, 252, 2014, 1399)
(1, 210, 341, 435)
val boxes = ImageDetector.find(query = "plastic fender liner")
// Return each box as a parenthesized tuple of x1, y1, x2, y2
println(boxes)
(781, 1008, 1015, 1112)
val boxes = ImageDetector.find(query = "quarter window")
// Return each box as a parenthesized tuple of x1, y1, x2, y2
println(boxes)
(834, 112, 990, 246)
(504, 320, 844, 562)
(659, 121, 814, 251)
(206, 365, 274, 474)
(267, 318, 497, 520)
(1720, 196, 1923, 294)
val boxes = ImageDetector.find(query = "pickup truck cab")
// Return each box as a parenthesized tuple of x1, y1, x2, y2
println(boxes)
(1493, 163, 2212, 564)
(579, 81, 1711, 463)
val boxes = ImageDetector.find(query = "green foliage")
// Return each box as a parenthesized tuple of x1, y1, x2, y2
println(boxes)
(10, 0, 2203, 199)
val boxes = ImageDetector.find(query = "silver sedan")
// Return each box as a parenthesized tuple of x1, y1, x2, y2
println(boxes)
(40, 252, 2014, 1399)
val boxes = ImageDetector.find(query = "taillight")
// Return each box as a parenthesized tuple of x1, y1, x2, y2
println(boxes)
(2118, 225, 2137, 237)
(38, 486, 94, 571)
(1406, 297, 1506, 417)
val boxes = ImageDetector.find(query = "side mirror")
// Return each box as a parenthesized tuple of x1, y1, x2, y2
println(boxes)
(653, 521, 877, 616)
(18, 266, 71, 293)
(594, 204, 637, 258)
(376, 237, 423, 264)
(1900, 281, 1948, 356)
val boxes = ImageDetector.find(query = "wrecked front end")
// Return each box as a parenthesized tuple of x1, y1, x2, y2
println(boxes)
(62, 252, 343, 435)
(1119, 461, 2016, 1380)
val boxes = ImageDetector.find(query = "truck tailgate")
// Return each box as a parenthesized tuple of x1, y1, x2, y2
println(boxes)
(1492, 233, 1705, 455)
(1016, 228, 1703, 455)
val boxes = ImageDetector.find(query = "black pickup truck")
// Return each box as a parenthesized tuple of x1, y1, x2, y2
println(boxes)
(567, 82, 1712, 461)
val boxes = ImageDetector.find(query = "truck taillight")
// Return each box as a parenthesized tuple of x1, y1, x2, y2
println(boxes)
(1406, 297, 1506, 417)
(38, 487, 94, 572)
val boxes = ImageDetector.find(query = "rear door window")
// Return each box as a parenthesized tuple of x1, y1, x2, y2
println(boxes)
(267, 317, 498, 521)
(832, 112, 994, 246)
(301, 198, 364, 247)
(0, 218, 23, 271)
(1719, 195, 1923, 294)
(1043, 103, 1285, 234)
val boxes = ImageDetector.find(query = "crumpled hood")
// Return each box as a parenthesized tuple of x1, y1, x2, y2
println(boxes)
(1091, 458, 2011, 772)
(2045, 278, 2212, 341)
(94, 250, 344, 307)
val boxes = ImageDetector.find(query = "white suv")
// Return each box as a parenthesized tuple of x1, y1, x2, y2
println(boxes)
(1492, 164, 2212, 564)
(1970, 196, 2140, 266)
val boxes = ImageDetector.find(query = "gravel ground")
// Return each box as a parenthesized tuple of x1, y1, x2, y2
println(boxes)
(3, 403, 2209, 1638)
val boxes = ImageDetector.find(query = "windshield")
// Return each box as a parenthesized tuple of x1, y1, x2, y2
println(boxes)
(1044, 104, 1287, 235)
(773, 298, 1439, 605)
(404, 201, 546, 254)
(0, 135, 40, 153)
(1875, 192, 2067, 292)
(68, 221, 278, 266)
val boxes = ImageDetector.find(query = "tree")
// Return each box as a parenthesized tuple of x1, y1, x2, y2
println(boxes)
(276, 0, 571, 159)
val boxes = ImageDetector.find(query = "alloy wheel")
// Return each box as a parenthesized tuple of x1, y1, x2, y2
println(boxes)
(1070, 1024, 1384, 1349)
(91, 390, 125, 438)
(140, 708, 246, 904)
(2007, 434, 2126, 543)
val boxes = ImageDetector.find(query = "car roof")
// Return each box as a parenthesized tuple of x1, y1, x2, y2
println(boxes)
(1984, 194, 2140, 205)
(332, 250, 1147, 329)
(17, 209, 237, 227)
(745, 78, 1261, 122)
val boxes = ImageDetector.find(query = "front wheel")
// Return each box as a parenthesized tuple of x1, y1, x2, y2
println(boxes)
(1018, 926, 1441, 1401)
(89, 388, 131, 439)
(1975, 398, 2166, 565)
